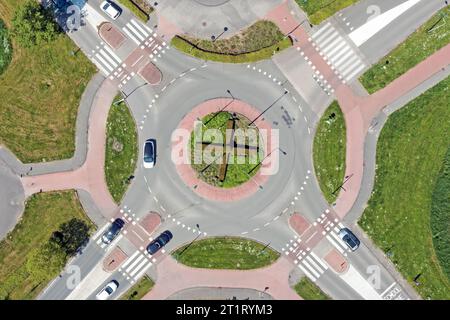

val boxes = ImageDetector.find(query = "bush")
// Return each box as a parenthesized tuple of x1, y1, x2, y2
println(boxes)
(117, 0, 151, 22)
(431, 146, 450, 280)
(50, 218, 90, 256)
(25, 242, 66, 282)
(11, 0, 59, 47)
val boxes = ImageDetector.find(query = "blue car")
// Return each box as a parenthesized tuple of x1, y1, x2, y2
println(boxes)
(147, 230, 173, 254)
(338, 228, 360, 251)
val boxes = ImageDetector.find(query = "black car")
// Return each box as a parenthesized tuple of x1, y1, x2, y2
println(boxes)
(102, 218, 125, 244)
(338, 227, 360, 251)
(146, 230, 173, 254)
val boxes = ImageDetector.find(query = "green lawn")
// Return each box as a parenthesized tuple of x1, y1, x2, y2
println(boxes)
(295, 0, 360, 25)
(190, 111, 262, 188)
(360, 6, 450, 94)
(313, 101, 346, 204)
(171, 20, 292, 63)
(294, 277, 331, 300)
(0, 18, 12, 75)
(173, 237, 280, 270)
(0, 0, 97, 163)
(359, 76, 450, 300)
(105, 94, 138, 203)
(120, 276, 154, 300)
(0, 191, 95, 300)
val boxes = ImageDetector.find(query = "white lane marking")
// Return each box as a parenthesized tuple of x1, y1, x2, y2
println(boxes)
(310, 252, 329, 270)
(345, 63, 365, 81)
(130, 19, 149, 37)
(306, 255, 325, 274)
(349, 0, 422, 47)
(381, 282, 397, 297)
(94, 53, 113, 72)
(126, 254, 145, 273)
(330, 230, 349, 249)
(340, 265, 382, 299)
(312, 22, 332, 39)
(302, 259, 321, 278)
(102, 45, 122, 64)
(129, 257, 149, 277)
(133, 262, 152, 281)
(298, 264, 316, 282)
(99, 49, 118, 69)
(126, 23, 145, 42)
(121, 251, 140, 269)
(92, 223, 111, 241)
(122, 26, 140, 45)
(326, 234, 345, 254)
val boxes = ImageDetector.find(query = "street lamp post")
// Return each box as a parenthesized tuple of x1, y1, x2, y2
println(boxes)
(203, 90, 235, 125)
(248, 147, 287, 175)
(211, 27, 229, 42)
(248, 90, 288, 126)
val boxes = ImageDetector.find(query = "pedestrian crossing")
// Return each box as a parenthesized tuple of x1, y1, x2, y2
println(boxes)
(311, 22, 366, 83)
(119, 249, 157, 284)
(91, 43, 124, 77)
(316, 210, 351, 255)
(294, 250, 329, 282)
(91, 217, 127, 250)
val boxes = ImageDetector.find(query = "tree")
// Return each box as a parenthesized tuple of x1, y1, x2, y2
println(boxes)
(51, 218, 90, 256)
(11, 0, 59, 47)
(26, 242, 67, 282)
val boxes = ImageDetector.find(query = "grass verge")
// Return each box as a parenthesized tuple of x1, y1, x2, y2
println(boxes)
(105, 94, 138, 203)
(294, 277, 331, 300)
(171, 20, 292, 63)
(0, 0, 97, 163)
(358, 76, 450, 300)
(0, 18, 12, 75)
(0, 191, 95, 299)
(313, 101, 346, 204)
(173, 237, 280, 270)
(295, 0, 360, 25)
(120, 275, 154, 300)
(360, 6, 450, 94)
(117, 0, 151, 22)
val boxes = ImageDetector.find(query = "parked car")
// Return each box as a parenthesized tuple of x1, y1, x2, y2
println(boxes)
(143, 139, 156, 168)
(100, 0, 121, 20)
(95, 280, 118, 300)
(102, 218, 125, 244)
(146, 230, 173, 254)
(338, 227, 360, 251)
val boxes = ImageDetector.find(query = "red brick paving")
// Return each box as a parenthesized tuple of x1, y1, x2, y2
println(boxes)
(103, 247, 128, 272)
(324, 249, 348, 274)
(98, 22, 126, 49)
(289, 213, 311, 236)
(139, 62, 162, 85)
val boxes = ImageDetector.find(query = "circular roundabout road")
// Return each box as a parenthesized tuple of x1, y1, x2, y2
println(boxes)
(123, 55, 327, 244)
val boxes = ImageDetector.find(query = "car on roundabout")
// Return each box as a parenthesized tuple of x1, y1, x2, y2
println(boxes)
(96, 280, 119, 300)
(143, 139, 156, 168)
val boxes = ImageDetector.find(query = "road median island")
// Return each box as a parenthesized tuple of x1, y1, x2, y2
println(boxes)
(171, 20, 292, 63)
(105, 94, 138, 204)
(360, 6, 450, 94)
(313, 101, 346, 205)
(0, 191, 95, 299)
(358, 76, 450, 299)
(294, 0, 360, 25)
(120, 275, 154, 300)
(172, 237, 280, 270)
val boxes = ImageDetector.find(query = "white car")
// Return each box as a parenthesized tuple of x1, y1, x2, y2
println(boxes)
(95, 280, 118, 300)
(100, 1, 121, 20)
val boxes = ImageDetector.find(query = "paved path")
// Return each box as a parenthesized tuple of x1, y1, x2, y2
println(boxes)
(143, 256, 300, 300)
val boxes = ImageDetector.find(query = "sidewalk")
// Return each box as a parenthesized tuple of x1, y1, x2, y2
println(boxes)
(143, 256, 300, 300)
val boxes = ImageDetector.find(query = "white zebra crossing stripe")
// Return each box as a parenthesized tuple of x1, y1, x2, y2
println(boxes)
(306, 255, 325, 274)
(130, 19, 149, 38)
(102, 45, 122, 65)
(126, 23, 145, 42)
(310, 252, 328, 270)
(99, 49, 118, 69)
(92, 223, 110, 241)
(311, 24, 365, 82)
(330, 230, 349, 250)
(326, 234, 345, 254)
(122, 26, 140, 45)
(121, 251, 140, 269)
(133, 262, 152, 281)
(126, 254, 145, 273)
(95, 53, 114, 72)
(129, 257, 148, 277)
(298, 264, 317, 282)
(302, 259, 321, 278)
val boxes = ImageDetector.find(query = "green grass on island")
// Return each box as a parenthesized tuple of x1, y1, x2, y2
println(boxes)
(359, 76, 450, 300)
(0, 18, 12, 75)
(117, 0, 153, 22)
(105, 94, 138, 203)
(120, 275, 154, 300)
(190, 111, 263, 188)
(173, 237, 280, 270)
(0, 191, 95, 300)
(360, 6, 450, 94)
(171, 20, 292, 63)
(313, 101, 346, 204)
(294, 277, 331, 300)
(0, 0, 97, 163)
(295, 0, 360, 25)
